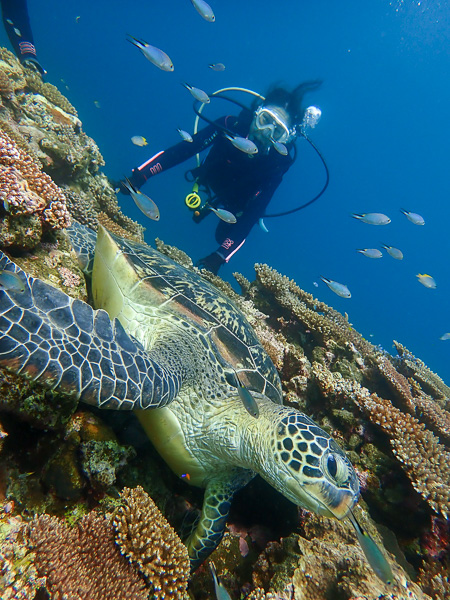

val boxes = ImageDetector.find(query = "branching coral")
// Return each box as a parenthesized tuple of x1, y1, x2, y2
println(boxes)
(394, 340, 450, 404)
(28, 512, 148, 600)
(253, 263, 376, 360)
(312, 362, 450, 518)
(113, 485, 190, 599)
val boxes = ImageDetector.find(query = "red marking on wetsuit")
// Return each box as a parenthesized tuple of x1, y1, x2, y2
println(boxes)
(149, 163, 162, 175)
(19, 42, 36, 56)
(221, 238, 234, 250)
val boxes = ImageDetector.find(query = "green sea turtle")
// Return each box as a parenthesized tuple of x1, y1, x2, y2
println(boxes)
(0, 222, 360, 569)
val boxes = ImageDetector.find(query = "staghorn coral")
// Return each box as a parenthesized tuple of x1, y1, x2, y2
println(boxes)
(27, 511, 148, 600)
(0, 130, 70, 248)
(113, 485, 190, 599)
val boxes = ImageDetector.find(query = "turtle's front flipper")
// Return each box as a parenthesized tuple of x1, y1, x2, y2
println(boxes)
(186, 470, 254, 571)
(66, 220, 97, 276)
(0, 253, 181, 410)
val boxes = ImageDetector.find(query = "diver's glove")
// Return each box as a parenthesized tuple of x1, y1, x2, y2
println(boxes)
(196, 252, 225, 275)
(21, 56, 47, 76)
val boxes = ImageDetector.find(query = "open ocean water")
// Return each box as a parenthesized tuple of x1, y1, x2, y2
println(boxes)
(2, 0, 449, 382)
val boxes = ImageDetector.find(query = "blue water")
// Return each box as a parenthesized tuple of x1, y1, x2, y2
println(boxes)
(2, 1, 449, 381)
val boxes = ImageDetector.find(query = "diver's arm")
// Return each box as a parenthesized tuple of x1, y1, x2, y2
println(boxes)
(127, 118, 227, 189)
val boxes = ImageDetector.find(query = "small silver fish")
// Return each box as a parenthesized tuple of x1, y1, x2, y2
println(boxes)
(13, 27, 21, 37)
(182, 82, 210, 104)
(208, 206, 237, 223)
(381, 244, 403, 260)
(271, 140, 288, 155)
(6, 19, 13, 25)
(400, 208, 425, 225)
(440, 333, 450, 341)
(94, 100, 101, 109)
(348, 511, 394, 586)
(357, 248, 383, 259)
(320, 276, 351, 298)
(209, 561, 232, 600)
(352, 213, 391, 225)
(0, 270, 26, 293)
(417, 273, 436, 289)
(122, 177, 160, 221)
(236, 377, 259, 418)
(209, 63, 225, 71)
(191, 0, 215, 22)
(177, 128, 193, 143)
(127, 35, 174, 72)
(131, 135, 148, 147)
(224, 133, 258, 155)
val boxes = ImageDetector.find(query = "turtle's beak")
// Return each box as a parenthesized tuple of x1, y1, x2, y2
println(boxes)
(286, 478, 358, 520)
(304, 480, 359, 519)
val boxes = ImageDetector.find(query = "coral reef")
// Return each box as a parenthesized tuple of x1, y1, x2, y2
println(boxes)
(0, 511, 44, 600)
(113, 485, 190, 599)
(0, 47, 142, 246)
(28, 512, 149, 600)
(0, 44, 449, 600)
(0, 130, 70, 249)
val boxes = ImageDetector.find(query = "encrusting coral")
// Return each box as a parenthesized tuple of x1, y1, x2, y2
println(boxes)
(0, 130, 70, 249)
(0, 47, 143, 244)
(113, 485, 190, 599)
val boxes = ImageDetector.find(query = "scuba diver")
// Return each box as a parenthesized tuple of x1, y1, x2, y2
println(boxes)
(0, 0, 46, 74)
(120, 81, 323, 275)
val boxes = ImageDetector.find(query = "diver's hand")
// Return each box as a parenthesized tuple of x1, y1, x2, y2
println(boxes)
(21, 57, 47, 76)
(196, 252, 225, 275)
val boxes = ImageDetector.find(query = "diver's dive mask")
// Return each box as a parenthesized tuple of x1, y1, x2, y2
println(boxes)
(253, 105, 296, 144)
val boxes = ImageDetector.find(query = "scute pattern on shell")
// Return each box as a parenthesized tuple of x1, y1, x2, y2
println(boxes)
(110, 232, 283, 403)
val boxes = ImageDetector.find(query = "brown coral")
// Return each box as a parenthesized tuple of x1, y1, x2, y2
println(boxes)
(253, 263, 377, 361)
(113, 485, 190, 599)
(312, 362, 450, 518)
(0, 130, 70, 247)
(28, 512, 148, 600)
(24, 69, 78, 117)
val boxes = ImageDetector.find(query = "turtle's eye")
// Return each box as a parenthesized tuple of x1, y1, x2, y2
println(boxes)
(325, 452, 348, 485)
(327, 454, 337, 478)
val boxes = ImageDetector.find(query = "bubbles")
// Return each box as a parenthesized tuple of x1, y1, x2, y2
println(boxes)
(301, 106, 322, 132)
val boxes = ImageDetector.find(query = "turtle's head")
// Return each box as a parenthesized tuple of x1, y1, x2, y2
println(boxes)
(270, 410, 360, 519)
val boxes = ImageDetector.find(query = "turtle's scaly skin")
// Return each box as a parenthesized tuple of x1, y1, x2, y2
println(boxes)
(0, 223, 360, 570)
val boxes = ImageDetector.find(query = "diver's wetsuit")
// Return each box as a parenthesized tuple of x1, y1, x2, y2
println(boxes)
(126, 114, 294, 266)
(0, 0, 38, 66)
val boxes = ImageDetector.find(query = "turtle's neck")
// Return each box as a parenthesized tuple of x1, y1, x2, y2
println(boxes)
(201, 395, 287, 476)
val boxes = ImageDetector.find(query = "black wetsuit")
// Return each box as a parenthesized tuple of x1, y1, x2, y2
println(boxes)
(1, 0, 38, 65)
(127, 113, 294, 264)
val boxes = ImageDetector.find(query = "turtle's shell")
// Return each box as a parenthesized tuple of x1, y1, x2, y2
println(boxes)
(93, 227, 282, 404)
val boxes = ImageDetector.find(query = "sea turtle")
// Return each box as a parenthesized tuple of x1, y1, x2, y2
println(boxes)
(0, 222, 360, 569)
